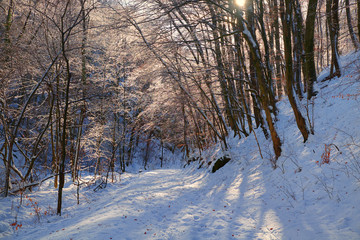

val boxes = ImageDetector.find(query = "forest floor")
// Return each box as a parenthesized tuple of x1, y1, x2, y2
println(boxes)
(1, 52, 360, 240)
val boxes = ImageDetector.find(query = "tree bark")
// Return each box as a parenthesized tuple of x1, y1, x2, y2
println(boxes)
(292, 0, 304, 99)
(144, 131, 153, 170)
(236, 8, 282, 159)
(325, 0, 341, 79)
(208, 4, 239, 136)
(4, 0, 13, 44)
(257, 0, 278, 115)
(272, 0, 283, 97)
(281, 0, 309, 143)
(304, 0, 318, 99)
(57, 0, 72, 216)
(72, 0, 88, 182)
(345, 0, 360, 49)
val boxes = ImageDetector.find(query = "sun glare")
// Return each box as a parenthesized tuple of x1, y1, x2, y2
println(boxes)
(235, 0, 246, 7)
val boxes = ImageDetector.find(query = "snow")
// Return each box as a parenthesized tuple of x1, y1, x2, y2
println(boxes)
(1, 51, 360, 239)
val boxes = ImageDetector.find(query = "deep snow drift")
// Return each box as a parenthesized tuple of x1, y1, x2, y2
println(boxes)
(0, 52, 360, 240)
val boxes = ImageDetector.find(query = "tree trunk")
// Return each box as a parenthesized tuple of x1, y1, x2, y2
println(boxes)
(57, 1, 72, 216)
(4, 142, 12, 197)
(304, 0, 318, 99)
(144, 131, 153, 170)
(345, 0, 360, 49)
(236, 13, 282, 159)
(57, 69, 71, 216)
(72, 0, 88, 182)
(182, 104, 190, 159)
(127, 125, 136, 166)
(325, 0, 341, 79)
(233, 33, 252, 134)
(292, 0, 304, 99)
(54, 68, 61, 189)
(4, 0, 13, 44)
(257, 0, 278, 115)
(209, 5, 239, 136)
(272, 0, 283, 97)
(316, 3, 324, 73)
(281, 0, 309, 143)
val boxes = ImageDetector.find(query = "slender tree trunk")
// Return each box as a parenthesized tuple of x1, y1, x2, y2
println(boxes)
(50, 98, 57, 187)
(95, 134, 103, 175)
(160, 139, 164, 168)
(127, 125, 136, 166)
(144, 131, 153, 170)
(258, 0, 278, 115)
(292, 0, 304, 99)
(57, 66, 71, 215)
(316, 4, 323, 73)
(237, 17, 282, 159)
(345, 0, 360, 49)
(4, 0, 13, 44)
(281, 0, 309, 143)
(273, 0, 283, 97)
(72, 0, 88, 182)
(233, 32, 252, 134)
(57, 1, 72, 216)
(2, 0, 14, 197)
(209, 4, 239, 136)
(54, 68, 61, 189)
(110, 114, 117, 173)
(304, 0, 319, 99)
(326, 14, 330, 67)
(182, 104, 190, 158)
(4, 141, 12, 197)
(325, 0, 341, 79)
(121, 68, 127, 171)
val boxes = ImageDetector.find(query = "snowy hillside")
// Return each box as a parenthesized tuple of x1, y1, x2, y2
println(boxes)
(0, 52, 359, 239)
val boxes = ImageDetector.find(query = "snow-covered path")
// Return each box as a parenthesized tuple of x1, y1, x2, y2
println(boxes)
(1, 167, 270, 239)
(5, 168, 277, 240)
(2, 160, 359, 240)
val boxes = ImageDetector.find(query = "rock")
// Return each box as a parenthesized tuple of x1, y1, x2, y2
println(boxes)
(211, 155, 231, 173)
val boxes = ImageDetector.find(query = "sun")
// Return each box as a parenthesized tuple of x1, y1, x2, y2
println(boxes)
(235, 0, 246, 7)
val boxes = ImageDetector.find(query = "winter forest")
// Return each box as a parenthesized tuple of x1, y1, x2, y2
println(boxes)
(1, 0, 360, 239)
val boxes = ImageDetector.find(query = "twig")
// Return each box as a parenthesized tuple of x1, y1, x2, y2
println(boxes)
(8, 171, 71, 195)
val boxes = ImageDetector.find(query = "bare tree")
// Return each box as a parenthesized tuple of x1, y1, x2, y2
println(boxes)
(325, 0, 341, 79)
(345, 0, 360, 49)
(304, 0, 319, 99)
